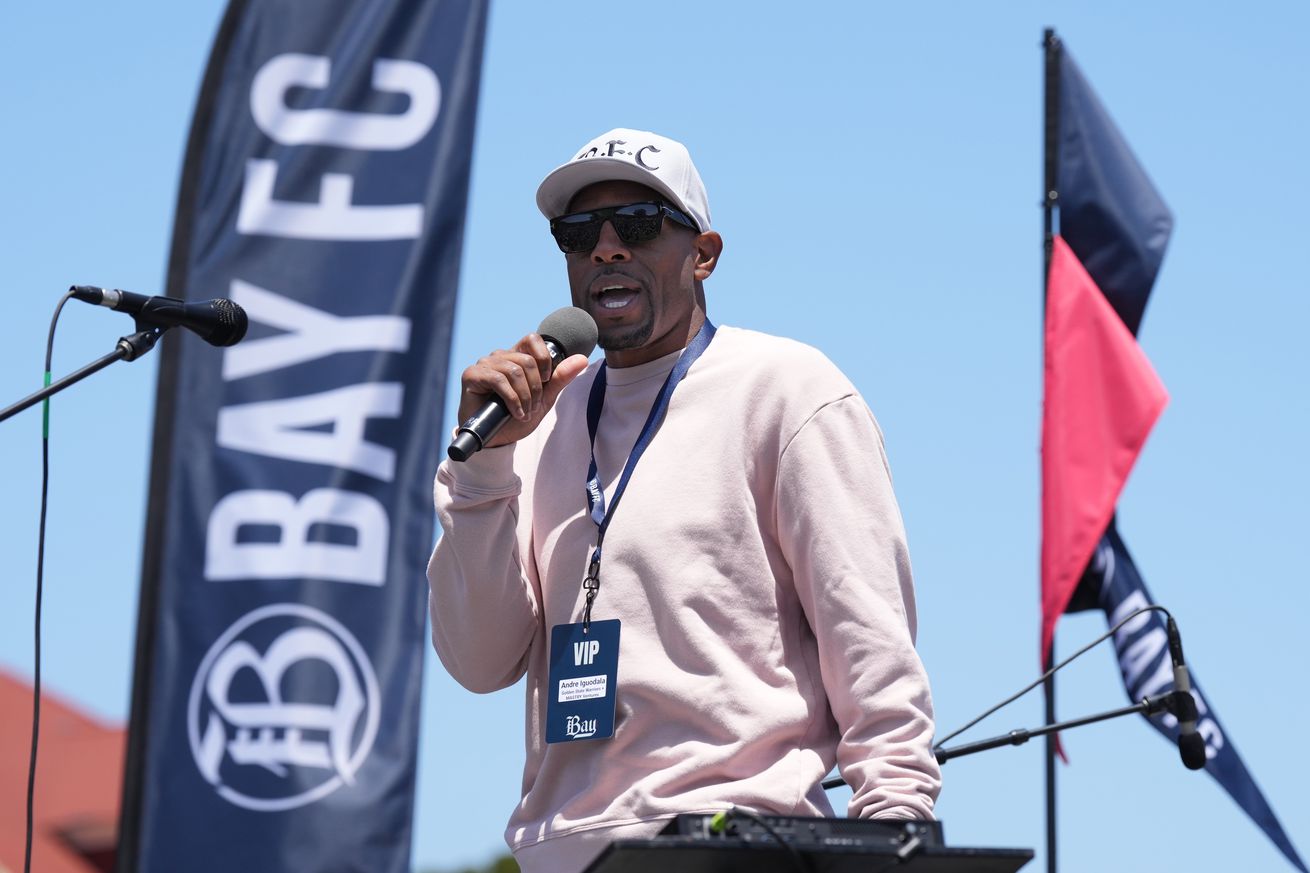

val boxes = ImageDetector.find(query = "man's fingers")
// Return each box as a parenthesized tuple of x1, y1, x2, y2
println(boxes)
(514, 333, 555, 384)
(506, 336, 554, 414)
(456, 346, 590, 448)
(500, 353, 544, 418)
(464, 349, 547, 418)
(542, 354, 590, 406)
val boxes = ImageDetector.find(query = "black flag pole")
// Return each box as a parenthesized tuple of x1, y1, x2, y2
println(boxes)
(1041, 26, 1062, 873)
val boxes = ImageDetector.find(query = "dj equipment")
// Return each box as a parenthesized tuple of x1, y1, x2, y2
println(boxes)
(582, 813, 1033, 873)
(661, 812, 943, 850)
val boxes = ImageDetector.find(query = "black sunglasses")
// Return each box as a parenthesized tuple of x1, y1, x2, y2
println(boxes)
(549, 201, 699, 254)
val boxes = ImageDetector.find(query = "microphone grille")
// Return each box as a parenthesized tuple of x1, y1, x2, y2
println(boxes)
(209, 298, 249, 347)
(538, 306, 598, 359)
(1179, 732, 1207, 770)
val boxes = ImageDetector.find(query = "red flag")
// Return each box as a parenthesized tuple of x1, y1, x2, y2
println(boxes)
(1040, 235, 1168, 659)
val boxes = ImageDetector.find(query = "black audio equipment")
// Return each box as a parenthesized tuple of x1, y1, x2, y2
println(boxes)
(581, 813, 1033, 873)
(659, 812, 943, 850)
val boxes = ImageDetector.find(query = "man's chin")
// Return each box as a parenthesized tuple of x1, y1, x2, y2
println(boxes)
(598, 322, 653, 351)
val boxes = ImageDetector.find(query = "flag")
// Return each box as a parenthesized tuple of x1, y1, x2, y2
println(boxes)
(1040, 234, 1167, 660)
(116, 1, 490, 871)
(1081, 524, 1307, 872)
(1044, 39, 1307, 872)
(1053, 48, 1174, 338)
(1041, 43, 1174, 660)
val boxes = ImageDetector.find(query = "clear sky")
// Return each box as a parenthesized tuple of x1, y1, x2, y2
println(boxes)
(2, 3, 1307, 872)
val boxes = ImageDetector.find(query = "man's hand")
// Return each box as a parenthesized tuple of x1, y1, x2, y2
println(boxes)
(456, 333, 590, 449)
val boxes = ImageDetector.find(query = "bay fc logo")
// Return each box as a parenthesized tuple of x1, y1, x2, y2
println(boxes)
(566, 714, 597, 739)
(187, 603, 380, 811)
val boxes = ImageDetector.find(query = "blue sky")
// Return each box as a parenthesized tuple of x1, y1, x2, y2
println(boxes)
(2, 3, 1307, 871)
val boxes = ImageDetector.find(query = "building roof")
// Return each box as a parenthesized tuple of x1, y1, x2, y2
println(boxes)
(0, 669, 123, 873)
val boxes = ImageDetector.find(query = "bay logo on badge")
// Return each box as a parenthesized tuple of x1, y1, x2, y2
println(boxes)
(566, 715, 598, 739)
(186, 603, 381, 811)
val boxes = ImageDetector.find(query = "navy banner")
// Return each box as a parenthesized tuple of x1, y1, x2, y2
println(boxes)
(1079, 524, 1307, 872)
(117, 1, 489, 871)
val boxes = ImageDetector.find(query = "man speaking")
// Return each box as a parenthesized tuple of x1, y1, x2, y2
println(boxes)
(427, 128, 941, 872)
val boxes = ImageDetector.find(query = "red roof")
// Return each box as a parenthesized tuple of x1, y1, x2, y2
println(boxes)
(0, 668, 123, 873)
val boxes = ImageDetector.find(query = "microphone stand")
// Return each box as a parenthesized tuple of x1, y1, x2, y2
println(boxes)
(820, 690, 1194, 789)
(932, 690, 1191, 764)
(0, 326, 167, 425)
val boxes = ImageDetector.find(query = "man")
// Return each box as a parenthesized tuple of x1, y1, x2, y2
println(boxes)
(428, 128, 940, 873)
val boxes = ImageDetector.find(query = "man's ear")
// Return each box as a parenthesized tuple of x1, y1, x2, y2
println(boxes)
(693, 231, 724, 282)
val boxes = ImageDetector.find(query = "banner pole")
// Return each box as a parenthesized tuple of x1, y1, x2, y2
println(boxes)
(1043, 28, 1059, 293)
(1041, 26, 1062, 873)
(114, 3, 250, 869)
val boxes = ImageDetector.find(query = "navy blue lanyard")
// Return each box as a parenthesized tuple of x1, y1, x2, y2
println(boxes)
(581, 320, 717, 629)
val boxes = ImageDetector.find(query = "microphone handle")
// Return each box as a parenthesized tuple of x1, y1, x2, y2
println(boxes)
(448, 398, 510, 461)
(448, 339, 566, 462)
(73, 285, 189, 325)
(72, 285, 155, 311)
(1166, 617, 1207, 770)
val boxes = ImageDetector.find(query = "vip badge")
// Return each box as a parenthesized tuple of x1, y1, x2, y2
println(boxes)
(546, 619, 620, 743)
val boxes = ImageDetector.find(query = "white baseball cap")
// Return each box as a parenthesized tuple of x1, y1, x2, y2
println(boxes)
(535, 128, 712, 232)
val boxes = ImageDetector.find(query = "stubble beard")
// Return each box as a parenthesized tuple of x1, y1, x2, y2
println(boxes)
(598, 315, 653, 351)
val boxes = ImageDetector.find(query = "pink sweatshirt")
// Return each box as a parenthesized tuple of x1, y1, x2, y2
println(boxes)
(428, 326, 940, 871)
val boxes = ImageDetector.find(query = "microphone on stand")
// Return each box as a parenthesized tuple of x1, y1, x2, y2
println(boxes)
(448, 306, 598, 462)
(920, 605, 1213, 776)
(1166, 617, 1207, 770)
(70, 285, 248, 347)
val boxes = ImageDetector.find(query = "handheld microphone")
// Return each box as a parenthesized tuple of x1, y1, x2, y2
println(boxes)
(1166, 616, 1207, 770)
(448, 306, 598, 462)
(70, 285, 248, 347)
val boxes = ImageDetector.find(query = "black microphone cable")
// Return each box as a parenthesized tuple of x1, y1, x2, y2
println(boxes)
(23, 288, 75, 873)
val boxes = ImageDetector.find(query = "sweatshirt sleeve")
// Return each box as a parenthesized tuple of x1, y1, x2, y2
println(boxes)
(776, 394, 942, 820)
(427, 443, 542, 693)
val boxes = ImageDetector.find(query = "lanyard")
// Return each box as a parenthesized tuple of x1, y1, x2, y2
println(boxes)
(581, 320, 717, 630)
